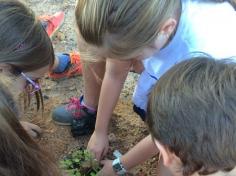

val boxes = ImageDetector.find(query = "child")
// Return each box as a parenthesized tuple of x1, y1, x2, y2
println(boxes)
(0, 0, 57, 137)
(0, 76, 61, 176)
(52, 0, 236, 172)
(145, 57, 236, 176)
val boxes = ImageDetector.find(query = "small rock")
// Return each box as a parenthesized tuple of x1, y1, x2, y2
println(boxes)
(108, 133, 117, 142)
(43, 95, 49, 99)
(69, 86, 76, 91)
(56, 31, 65, 41)
(44, 86, 51, 90)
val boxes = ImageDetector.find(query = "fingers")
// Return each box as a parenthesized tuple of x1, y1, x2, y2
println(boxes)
(98, 160, 114, 176)
(27, 122, 42, 134)
(87, 132, 109, 161)
(96, 171, 103, 176)
(96, 146, 109, 161)
(93, 149, 102, 161)
(89, 148, 105, 161)
(86, 146, 101, 161)
(100, 148, 108, 161)
(96, 161, 106, 176)
(100, 159, 106, 165)
(27, 129, 39, 138)
(20, 121, 42, 138)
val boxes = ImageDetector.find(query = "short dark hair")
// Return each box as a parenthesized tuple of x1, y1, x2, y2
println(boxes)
(147, 57, 236, 176)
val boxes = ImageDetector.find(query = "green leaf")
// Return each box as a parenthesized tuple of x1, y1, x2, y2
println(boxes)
(90, 172, 96, 176)
(72, 158, 81, 163)
(60, 159, 73, 169)
(60, 148, 100, 175)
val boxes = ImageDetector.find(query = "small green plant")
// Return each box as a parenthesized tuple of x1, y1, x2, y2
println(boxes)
(60, 148, 100, 176)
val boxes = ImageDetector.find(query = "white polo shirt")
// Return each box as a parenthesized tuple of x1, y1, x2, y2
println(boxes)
(133, 0, 236, 110)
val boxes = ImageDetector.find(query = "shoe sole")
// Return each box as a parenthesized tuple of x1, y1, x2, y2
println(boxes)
(53, 121, 71, 126)
(71, 128, 94, 137)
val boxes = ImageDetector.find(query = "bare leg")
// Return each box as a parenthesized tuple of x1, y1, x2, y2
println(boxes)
(51, 59, 105, 126)
(82, 60, 106, 108)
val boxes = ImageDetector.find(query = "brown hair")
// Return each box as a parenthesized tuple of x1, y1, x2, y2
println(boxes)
(75, 0, 236, 60)
(0, 0, 54, 71)
(147, 57, 236, 176)
(0, 79, 61, 176)
(0, 0, 55, 110)
(75, 0, 181, 59)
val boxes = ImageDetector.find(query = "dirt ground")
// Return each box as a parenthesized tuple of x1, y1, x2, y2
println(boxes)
(25, 0, 158, 175)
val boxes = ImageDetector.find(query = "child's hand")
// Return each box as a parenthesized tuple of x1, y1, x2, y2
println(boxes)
(97, 159, 117, 176)
(20, 121, 42, 138)
(87, 131, 109, 161)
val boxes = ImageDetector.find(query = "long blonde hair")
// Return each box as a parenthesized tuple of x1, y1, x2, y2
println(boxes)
(75, 0, 181, 59)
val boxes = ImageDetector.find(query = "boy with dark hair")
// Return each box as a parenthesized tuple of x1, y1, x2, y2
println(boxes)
(147, 57, 236, 176)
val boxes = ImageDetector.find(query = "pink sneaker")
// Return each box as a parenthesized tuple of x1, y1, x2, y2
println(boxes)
(39, 11, 65, 38)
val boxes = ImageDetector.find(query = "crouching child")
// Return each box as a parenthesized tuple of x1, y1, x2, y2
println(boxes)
(147, 56, 236, 176)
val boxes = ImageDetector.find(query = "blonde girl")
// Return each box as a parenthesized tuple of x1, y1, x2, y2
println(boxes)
(52, 0, 236, 175)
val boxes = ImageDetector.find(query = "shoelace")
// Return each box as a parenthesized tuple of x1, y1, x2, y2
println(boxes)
(67, 53, 82, 75)
(66, 97, 82, 118)
(70, 52, 81, 65)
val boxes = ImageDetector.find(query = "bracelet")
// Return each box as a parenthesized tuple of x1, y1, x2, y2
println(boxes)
(112, 157, 127, 175)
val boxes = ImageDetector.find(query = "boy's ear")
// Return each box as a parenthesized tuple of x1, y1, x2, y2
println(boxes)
(154, 139, 174, 166)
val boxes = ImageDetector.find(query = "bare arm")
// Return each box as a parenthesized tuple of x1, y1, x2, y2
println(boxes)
(95, 58, 132, 133)
(99, 135, 159, 176)
(88, 58, 132, 160)
(121, 134, 159, 170)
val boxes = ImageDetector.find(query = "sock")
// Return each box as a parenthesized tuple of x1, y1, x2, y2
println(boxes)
(53, 54, 70, 73)
(41, 21, 48, 30)
(81, 98, 97, 113)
